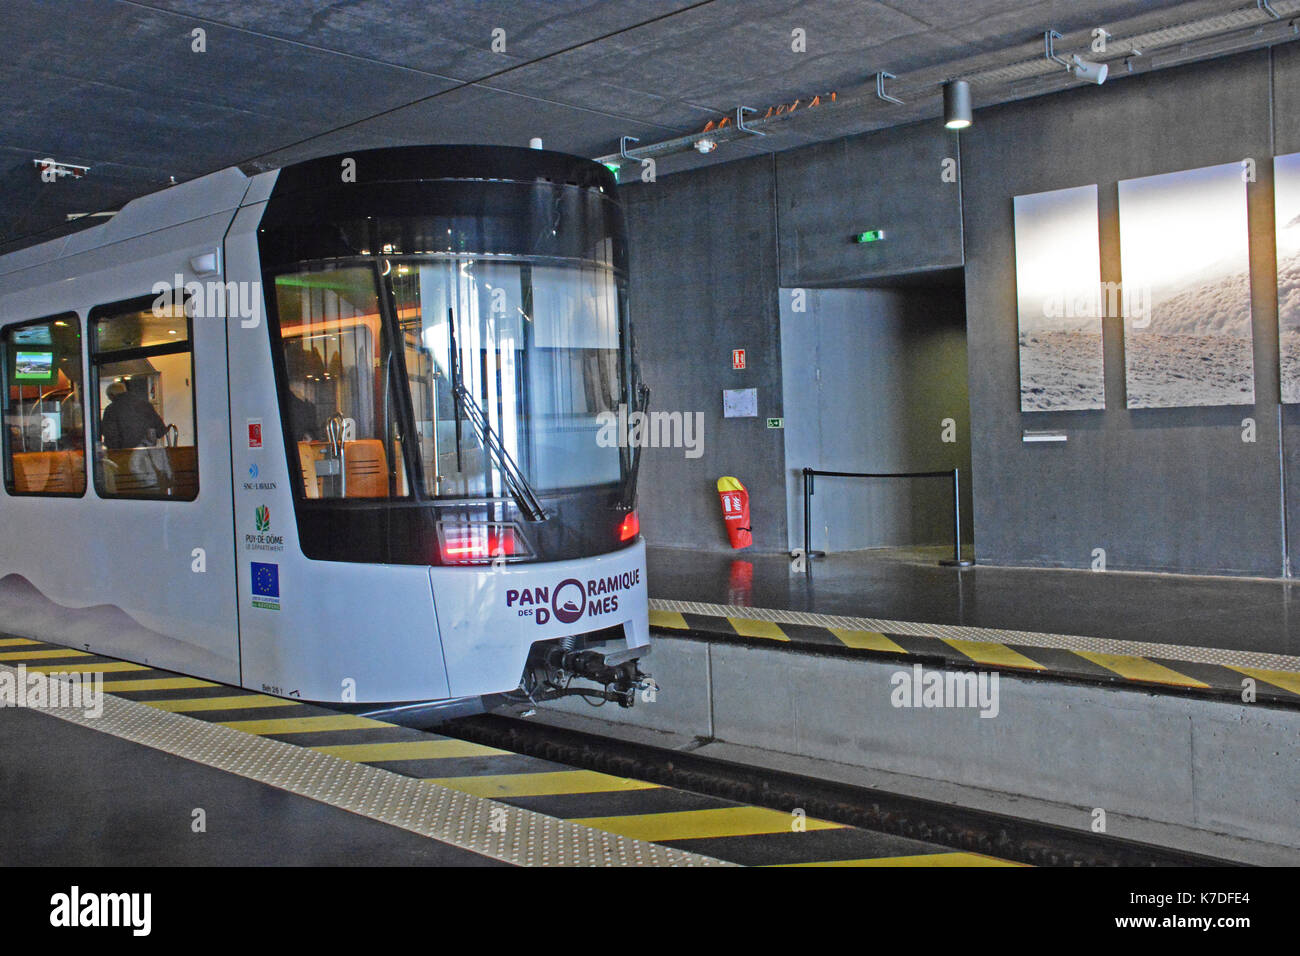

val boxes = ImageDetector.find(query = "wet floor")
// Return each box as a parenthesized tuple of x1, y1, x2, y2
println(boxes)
(646, 545, 1300, 657)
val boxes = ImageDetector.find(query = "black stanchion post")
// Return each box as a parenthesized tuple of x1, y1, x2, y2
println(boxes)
(938, 467, 975, 568)
(802, 468, 813, 574)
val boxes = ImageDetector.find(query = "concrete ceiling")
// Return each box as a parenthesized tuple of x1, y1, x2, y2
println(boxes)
(0, 0, 1291, 254)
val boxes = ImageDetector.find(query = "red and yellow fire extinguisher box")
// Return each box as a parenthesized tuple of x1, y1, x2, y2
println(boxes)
(717, 476, 752, 549)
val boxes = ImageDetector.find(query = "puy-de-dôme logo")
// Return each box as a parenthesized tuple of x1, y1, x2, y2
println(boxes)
(255, 505, 271, 533)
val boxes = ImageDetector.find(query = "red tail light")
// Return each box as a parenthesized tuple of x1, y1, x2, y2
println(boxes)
(618, 510, 640, 541)
(437, 523, 529, 564)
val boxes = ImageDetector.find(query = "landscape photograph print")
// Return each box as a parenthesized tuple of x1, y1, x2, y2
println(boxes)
(1118, 161, 1255, 409)
(1276, 151, 1300, 403)
(1013, 183, 1105, 411)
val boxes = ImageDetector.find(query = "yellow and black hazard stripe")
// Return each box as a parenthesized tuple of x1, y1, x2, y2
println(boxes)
(648, 609, 1300, 705)
(0, 636, 1017, 867)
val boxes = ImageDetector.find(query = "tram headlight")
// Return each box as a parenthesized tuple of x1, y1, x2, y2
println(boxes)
(617, 511, 640, 542)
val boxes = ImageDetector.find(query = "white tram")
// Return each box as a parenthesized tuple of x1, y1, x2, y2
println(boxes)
(0, 145, 652, 722)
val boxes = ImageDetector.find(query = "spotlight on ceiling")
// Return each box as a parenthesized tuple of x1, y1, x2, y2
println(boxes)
(695, 138, 718, 154)
(1069, 54, 1109, 85)
(1045, 30, 1109, 86)
(942, 79, 972, 129)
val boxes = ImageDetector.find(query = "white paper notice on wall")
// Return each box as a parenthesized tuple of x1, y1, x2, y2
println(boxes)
(723, 388, 758, 418)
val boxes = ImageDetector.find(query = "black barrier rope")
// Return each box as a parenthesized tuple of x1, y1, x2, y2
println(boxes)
(801, 467, 974, 570)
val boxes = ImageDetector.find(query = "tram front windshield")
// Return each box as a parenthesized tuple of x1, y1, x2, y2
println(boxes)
(273, 259, 629, 503)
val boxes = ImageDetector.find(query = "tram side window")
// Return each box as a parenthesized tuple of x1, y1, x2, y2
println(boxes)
(272, 266, 411, 500)
(1, 314, 87, 496)
(88, 294, 199, 500)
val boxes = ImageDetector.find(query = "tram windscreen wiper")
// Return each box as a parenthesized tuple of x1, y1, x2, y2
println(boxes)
(447, 308, 464, 471)
(445, 304, 544, 521)
(620, 382, 651, 510)
(451, 380, 547, 522)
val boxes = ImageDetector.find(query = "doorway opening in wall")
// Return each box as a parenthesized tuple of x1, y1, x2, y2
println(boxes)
(779, 268, 973, 571)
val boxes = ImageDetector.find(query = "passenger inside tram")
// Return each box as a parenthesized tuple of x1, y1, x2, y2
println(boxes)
(275, 268, 417, 500)
(88, 294, 200, 501)
(100, 378, 167, 449)
(283, 346, 320, 442)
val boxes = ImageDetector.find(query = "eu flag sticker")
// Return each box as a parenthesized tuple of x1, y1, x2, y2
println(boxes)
(251, 562, 280, 611)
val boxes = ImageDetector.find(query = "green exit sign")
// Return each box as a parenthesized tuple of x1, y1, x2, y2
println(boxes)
(767, 418, 784, 429)
(854, 229, 886, 243)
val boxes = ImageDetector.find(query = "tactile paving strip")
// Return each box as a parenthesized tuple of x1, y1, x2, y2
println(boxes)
(0, 663, 730, 868)
(648, 598, 1300, 673)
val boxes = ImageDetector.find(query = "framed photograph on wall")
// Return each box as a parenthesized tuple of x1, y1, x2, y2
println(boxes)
(1118, 161, 1254, 409)
(1276, 152, 1300, 403)
(1013, 184, 1105, 411)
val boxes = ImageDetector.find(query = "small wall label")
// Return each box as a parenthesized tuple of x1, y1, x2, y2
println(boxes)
(767, 418, 784, 429)
(732, 349, 746, 370)
(723, 388, 758, 418)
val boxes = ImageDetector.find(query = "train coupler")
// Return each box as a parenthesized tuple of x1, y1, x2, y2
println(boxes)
(522, 638, 654, 708)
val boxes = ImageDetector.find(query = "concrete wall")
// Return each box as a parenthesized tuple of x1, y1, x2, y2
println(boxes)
(780, 286, 972, 552)
(626, 122, 964, 554)
(1272, 42, 1300, 577)
(625, 155, 787, 553)
(541, 635, 1300, 853)
(626, 43, 1300, 576)
(775, 121, 964, 286)
(963, 48, 1288, 574)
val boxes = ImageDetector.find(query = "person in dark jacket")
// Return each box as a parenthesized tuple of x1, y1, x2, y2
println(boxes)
(101, 378, 166, 448)
(284, 347, 319, 441)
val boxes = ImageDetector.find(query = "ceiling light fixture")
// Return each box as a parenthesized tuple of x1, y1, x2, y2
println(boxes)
(33, 158, 90, 180)
(1069, 53, 1109, 85)
(1045, 29, 1108, 85)
(942, 79, 972, 129)
(595, 8, 1288, 170)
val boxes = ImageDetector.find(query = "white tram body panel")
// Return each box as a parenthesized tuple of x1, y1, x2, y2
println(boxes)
(0, 173, 246, 683)
(0, 147, 651, 715)
(222, 182, 458, 704)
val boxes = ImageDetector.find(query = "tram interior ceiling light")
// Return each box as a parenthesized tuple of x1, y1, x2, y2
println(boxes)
(695, 138, 717, 154)
(942, 79, 972, 129)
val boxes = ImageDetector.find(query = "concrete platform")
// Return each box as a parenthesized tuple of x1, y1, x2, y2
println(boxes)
(537, 628, 1300, 864)
(0, 705, 502, 867)
(648, 545, 1300, 658)
(646, 597, 1300, 706)
(0, 645, 1016, 867)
